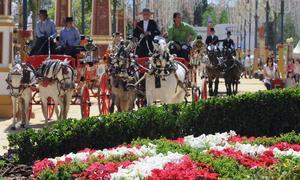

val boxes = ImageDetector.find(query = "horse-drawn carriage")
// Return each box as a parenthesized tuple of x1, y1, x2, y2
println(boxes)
(6, 37, 109, 129)
(97, 36, 209, 113)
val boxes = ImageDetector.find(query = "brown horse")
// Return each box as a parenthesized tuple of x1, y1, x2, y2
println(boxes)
(206, 47, 223, 96)
(222, 49, 244, 95)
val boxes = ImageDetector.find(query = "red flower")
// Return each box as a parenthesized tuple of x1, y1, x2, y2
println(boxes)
(149, 156, 218, 180)
(168, 138, 185, 144)
(270, 142, 300, 152)
(228, 135, 256, 143)
(32, 158, 55, 177)
(210, 148, 277, 169)
(75, 160, 133, 179)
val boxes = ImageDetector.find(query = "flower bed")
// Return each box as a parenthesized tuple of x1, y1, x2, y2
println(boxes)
(8, 88, 300, 164)
(33, 131, 300, 179)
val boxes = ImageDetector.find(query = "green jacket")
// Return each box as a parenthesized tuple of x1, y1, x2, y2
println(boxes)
(168, 22, 197, 43)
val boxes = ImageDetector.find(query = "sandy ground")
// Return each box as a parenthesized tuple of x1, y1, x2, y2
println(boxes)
(0, 78, 266, 155)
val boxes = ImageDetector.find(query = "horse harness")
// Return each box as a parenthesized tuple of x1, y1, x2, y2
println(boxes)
(38, 60, 75, 95)
(6, 64, 36, 98)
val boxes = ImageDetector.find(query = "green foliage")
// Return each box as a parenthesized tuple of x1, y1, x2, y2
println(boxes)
(202, 6, 217, 26)
(219, 10, 229, 24)
(8, 88, 300, 164)
(72, 0, 92, 35)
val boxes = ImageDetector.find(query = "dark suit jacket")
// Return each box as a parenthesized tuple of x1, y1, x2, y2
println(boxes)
(133, 19, 160, 57)
(205, 35, 219, 46)
(222, 38, 235, 49)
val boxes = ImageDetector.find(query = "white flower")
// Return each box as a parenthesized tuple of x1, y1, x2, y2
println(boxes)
(111, 152, 184, 179)
(234, 143, 267, 156)
(184, 131, 235, 150)
(273, 148, 300, 158)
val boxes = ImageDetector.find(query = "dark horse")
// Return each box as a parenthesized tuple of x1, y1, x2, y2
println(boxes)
(222, 48, 244, 95)
(206, 46, 223, 96)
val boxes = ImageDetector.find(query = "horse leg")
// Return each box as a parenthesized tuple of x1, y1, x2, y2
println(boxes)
(10, 97, 17, 130)
(63, 93, 72, 120)
(20, 98, 27, 128)
(214, 78, 219, 96)
(41, 98, 48, 125)
(208, 79, 213, 96)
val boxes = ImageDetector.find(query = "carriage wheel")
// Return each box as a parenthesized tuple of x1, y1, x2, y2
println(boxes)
(90, 79, 100, 97)
(98, 73, 110, 115)
(80, 84, 90, 118)
(201, 79, 208, 100)
(47, 97, 55, 120)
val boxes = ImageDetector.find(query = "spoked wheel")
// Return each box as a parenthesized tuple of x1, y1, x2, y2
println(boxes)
(191, 87, 201, 102)
(90, 79, 100, 97)
(201, 79, 208, 100)
(47, 97, 55, 120)
(98, 73, 110, 115)
(80, 84, 91, 119)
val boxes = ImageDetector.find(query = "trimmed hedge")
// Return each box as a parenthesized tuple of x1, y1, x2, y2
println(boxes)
(8, 88, 300, 164)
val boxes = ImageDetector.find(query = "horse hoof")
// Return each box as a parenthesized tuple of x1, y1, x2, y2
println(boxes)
(10, 126, 16, 131)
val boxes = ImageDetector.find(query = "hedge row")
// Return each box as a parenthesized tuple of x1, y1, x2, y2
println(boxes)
(8, 88, 300, 164)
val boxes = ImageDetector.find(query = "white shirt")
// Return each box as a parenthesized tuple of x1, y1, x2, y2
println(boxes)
(243, 56, 251, 67)
(143, 20, 149, 32)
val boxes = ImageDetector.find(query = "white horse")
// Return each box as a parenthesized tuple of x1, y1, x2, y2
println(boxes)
(135, 36, 189, 105)
(38, 59, 75, 123)
(6, 62, 36, 130)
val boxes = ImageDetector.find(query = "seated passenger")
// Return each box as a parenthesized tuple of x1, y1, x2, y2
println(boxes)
(30, 10, 57, 55)
(57, 17, 81, 57)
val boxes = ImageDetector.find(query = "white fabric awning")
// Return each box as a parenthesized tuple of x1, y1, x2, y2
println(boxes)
(293, 40, 300, 58)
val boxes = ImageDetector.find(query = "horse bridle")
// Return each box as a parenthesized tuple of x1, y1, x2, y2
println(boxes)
(6, 71, 26, 98)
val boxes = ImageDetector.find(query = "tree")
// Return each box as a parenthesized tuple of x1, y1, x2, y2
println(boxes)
(194, 0, 208, 26)
(284, 15, 300, 46)
(201, 6, 217, 26)
(72, 0, 92, 35)
(219, 10, 229, 24)
(182, 9, 191, 24)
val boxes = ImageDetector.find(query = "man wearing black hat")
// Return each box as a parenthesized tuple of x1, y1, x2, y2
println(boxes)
(133, 8, 160, 57)
(30, 9, 57, 55)
(222, 31, 235, 51)
(205, 28, 219, 47)
(58, 17, 81, 57)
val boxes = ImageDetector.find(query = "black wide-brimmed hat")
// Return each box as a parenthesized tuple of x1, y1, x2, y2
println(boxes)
(140, 8, 154, 14)
(210, 28, 215, 32)
(39, 9, 48, 15)
(227, 31, 231, 35)
(65, 17, 74, 23)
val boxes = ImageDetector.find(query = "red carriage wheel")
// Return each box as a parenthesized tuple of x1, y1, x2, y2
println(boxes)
(80, 84, 90, 118)
(90, 79, 100, 97)
(98, 73, 110, 115)
(201, 79, 208, 100)
(47, 97, 55, 120)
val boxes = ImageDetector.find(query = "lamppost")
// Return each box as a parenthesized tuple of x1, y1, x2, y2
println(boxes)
(280, 0, 284, 44)
(113, 0, 117, 34)
(81, 0, 85, 34)
(254, 0, 258, 48)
